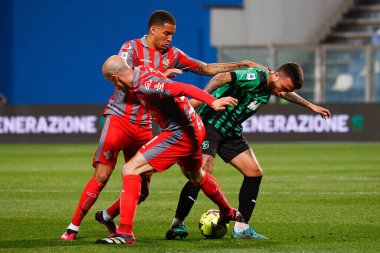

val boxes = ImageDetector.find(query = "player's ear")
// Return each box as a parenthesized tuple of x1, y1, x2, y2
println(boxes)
(150, 25, 156, 35)
(272, 71, 280, 82)
(111, 75, 118, 84)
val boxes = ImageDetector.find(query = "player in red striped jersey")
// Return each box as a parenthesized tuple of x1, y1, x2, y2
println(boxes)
(60, 10, 262, 241)
(95, 55, 241, 245)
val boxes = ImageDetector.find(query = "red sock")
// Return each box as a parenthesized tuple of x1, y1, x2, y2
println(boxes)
(117, 175, 141, 235)
(106, 198, 120, 218)
(199, 172, 231, 213)
(71, 177, 105, 226)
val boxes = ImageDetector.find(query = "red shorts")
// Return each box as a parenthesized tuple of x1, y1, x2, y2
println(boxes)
(139, 126, 206, 172)
(93, 115, 153, 168)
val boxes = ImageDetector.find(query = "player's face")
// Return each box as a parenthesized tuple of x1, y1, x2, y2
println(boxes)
(151, 23, 176, 51)
(270, 74, 295, 97)
(111, 74, 128, 93)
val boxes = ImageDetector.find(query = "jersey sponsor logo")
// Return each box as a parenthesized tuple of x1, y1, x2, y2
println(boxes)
(144, 80, 152, 90)
(246, 73, 256, 80)
(247, 101, 261, 111)
(162, 57, 170, 67)
(154, 82, 164, 92)
(140, 59, 152, 64)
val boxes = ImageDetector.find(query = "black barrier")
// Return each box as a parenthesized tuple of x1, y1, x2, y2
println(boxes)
(0, 104, 379, 142)
(0, 105, 105, 143)
(242, 103, 380, 142)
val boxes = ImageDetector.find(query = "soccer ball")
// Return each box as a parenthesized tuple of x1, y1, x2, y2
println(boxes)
(199, 209, 229, 239)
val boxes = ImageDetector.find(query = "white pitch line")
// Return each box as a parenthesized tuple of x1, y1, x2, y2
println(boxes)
(0, 189, 378, 195)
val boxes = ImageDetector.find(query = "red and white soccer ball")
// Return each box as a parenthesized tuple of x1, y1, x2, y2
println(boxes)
(198, 209, 229, 239)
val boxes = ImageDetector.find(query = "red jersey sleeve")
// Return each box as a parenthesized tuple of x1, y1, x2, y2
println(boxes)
(172, 47, 203, 71)
(166, 82, 215, 107)
(118, 40, 137, 67)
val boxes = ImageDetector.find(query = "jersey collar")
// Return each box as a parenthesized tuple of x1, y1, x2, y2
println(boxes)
(140, 35, 149, 48)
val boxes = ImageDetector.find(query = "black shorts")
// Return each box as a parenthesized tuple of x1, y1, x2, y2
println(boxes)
(201, 124, 250, 163)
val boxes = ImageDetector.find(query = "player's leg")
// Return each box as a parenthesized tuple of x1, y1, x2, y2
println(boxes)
(61, 115, 121, 241)
(96, 151, 155, 245)
(165, 154, 215, 240)
(183, 153, 242, 226)
(229, 147, 267, 239)
(166, 124, 220, 239)
(95, 124, 153, 236)
(96, 130, 182, 245)
(95, 174, 151, 236)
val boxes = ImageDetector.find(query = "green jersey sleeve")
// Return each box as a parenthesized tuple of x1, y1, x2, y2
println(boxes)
(231, 67, 269, 92)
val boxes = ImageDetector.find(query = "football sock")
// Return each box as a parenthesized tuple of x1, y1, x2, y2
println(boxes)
(234, 221, 250, 233)
(102, 210, 113, 222)
(238, 176, 262, 223)
(118, 174, 141, 235)
(71, 177, 105, 226)
(199, 172, 231, 213)
(106, 198, 120, 218)
(67, 224, 79, 233)
(174, 180, 201, 221)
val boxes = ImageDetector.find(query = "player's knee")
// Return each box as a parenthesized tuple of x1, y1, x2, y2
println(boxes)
(94, 163, 114, 184)
(243, 166, 263, 177)
(202, 156, 214, 174)
(188, 169, 206, 185)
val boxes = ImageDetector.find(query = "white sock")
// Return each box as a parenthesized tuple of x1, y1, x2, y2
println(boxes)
(233, 221, 249, 233)
(170, 218, 184, 228)
(68, 223, 80, 232)
(102, 210, 112, 221)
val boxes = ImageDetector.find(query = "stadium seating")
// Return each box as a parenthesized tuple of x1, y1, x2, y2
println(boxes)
(323, 0, 380, 44)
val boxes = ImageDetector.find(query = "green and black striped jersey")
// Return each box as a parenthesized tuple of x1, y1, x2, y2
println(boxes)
(198, 67, 271, 136)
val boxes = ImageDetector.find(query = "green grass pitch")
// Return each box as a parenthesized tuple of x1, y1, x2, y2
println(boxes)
(0, 142, 379, 253)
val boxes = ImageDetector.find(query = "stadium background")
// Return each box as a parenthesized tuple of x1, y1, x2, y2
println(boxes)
(0, 1, 379, 252)
(0, 0, 379, 141)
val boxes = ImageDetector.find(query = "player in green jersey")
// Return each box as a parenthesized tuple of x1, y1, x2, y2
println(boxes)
(165, 62, 331, 240)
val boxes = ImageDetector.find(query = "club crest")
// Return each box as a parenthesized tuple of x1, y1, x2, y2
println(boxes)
(201, 141, 209, 150)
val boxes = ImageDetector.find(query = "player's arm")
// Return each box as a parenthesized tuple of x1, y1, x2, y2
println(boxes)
(118, 41, 136, 67)
(193, 61, 269, 76)
(162, 68, 183, 78)
(280, 92, 332, 119)
(189, 72, 232, 109)
(168, 82, 237, 111)
(174, 48, 268, 75)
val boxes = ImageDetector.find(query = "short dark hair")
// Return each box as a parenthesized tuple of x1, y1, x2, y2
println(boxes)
(148, 10, 176, 28)
(277, 62, 304, 90)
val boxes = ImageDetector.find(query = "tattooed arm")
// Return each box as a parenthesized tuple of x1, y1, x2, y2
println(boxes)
(281, 92, 332, 119)
(189, 72, 232, 109)
(192, 61, 268, 76)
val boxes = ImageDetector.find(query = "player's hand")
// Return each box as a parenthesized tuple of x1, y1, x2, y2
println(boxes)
(211, 96, 238, 111)
(163, 68, 183, 78)
(310, 104, 331, 119)
(189, 99, 203, 109)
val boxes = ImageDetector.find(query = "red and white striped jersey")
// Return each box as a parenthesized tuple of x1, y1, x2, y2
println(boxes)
(131, 65, 215, 132)
(103, 35, 203, 127)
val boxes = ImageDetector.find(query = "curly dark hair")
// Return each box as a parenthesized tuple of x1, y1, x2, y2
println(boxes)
(277, 62, 304, 90)
(148, 10, 176, 28)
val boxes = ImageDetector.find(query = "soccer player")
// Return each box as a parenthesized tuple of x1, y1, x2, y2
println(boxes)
(60, 10, 262, 241)
(165, 63, 332, 240)
(95, 55, 242, 245)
